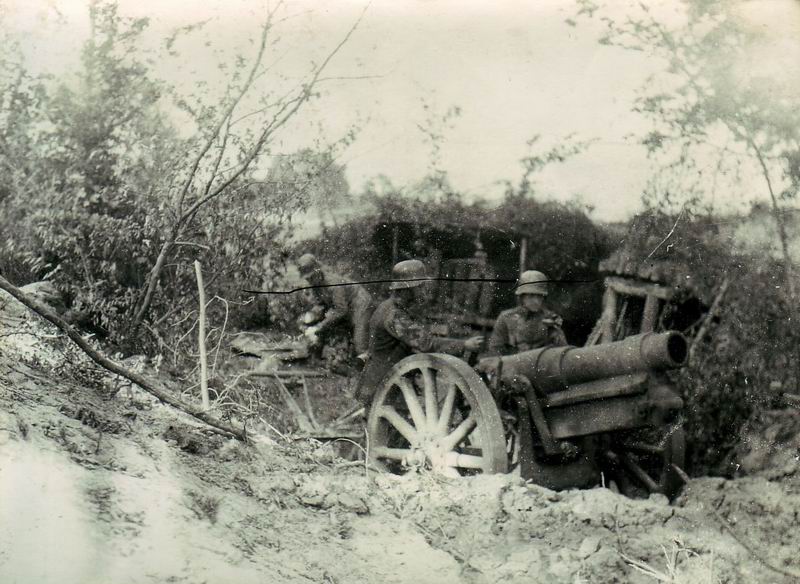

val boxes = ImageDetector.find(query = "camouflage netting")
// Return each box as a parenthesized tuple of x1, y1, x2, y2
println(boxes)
(301, 193, 615, 343)
(606, 211, 800, 476)
(599, 213, 733, 307)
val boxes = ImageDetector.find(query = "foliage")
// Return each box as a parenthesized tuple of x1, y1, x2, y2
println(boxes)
(0, 0, 362, 356)
(612, 210, 800, 474)
(1, 2, 170, 340)
(574, 0, 800, 284)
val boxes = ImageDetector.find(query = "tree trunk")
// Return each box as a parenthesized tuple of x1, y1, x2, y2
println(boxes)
(751, 141, 795, 297)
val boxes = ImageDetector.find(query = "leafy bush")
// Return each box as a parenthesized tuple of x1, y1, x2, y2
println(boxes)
(0, 2, 313, 356)
(613, 210, 799, 475)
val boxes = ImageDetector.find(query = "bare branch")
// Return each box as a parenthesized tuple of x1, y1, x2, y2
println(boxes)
(183, 6, 369, 218)
(175, 3, 280, 215)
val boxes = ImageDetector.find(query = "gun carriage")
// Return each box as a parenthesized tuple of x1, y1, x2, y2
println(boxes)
(366, 328, 688, 499)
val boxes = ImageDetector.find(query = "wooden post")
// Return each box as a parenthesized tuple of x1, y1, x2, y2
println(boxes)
(640, 294, 659, 333)
(194, 260, 210, 411)
(519, 237, 528, 275)
(600, 286, 618, 343)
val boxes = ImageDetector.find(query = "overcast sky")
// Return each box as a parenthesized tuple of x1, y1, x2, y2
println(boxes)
(5, 0, 800, 221)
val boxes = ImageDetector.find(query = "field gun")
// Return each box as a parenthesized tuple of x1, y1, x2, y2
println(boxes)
(366, 331, 688, 499)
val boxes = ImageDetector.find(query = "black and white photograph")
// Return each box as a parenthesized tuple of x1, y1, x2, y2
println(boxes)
(1, 0, 799, 582)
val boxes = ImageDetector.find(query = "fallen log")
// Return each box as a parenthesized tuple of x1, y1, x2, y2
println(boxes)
(0, 275, 247, 442)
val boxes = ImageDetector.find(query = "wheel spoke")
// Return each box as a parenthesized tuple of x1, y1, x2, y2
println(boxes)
(441, 466, 461, 478)
(422, 367, 437, 430)
(371, 446, 414, 462)
(395, 377, 427, 431)
(436, 382, 458, 435)
(442, 415, 477, 451)
(444, 451, 484, 470)
(368, 353, 509, 477)
(378, 406, 419, 445)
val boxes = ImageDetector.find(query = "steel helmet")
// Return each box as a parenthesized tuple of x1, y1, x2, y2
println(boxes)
(389, 259, 429, 290)
(515, 270, 549, 296)
(297, 253, 321, 276)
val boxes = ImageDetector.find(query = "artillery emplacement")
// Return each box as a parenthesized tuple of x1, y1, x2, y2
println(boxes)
(366, 331, 689, 499)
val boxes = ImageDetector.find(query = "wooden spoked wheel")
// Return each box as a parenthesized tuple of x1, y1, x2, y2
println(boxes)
(602, 425, 686, 500)
(367, 353, 508, 477)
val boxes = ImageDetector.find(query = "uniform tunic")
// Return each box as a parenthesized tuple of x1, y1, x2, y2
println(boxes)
(313, 270, 375, 354)
(487, 305, 567, 356)
(355, 296, 464, 404)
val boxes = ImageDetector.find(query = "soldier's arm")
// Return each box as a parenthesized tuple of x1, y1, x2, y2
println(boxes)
(384, 307, 466, 355)
(317, 287, 349, 332)
(383, 307, 435, 352)
(545, 314, 568, 346)
(487, 314, 511, 356)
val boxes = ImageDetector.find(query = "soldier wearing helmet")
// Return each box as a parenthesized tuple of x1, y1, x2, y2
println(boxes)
(354, 259, 484, 405)
(297, 253, 375, 355)
(487, 270, 567, 356)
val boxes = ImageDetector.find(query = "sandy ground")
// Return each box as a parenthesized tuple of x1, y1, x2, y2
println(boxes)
(1, 303, 800, 584)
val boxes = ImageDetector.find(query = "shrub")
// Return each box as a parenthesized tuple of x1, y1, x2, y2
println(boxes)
(612, 210, 799, 475)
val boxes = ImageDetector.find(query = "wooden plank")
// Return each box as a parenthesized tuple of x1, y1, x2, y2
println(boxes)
(330, 406, 366, 428)
(248, 369, 330, 379)
(301, 376, 320, 428)
(606, 276, 674, 300)
(291, 430, 363, 441)
(272, 374, 315, 432)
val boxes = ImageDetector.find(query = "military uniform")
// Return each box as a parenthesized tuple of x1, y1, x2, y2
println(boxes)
(355, 296, 464, 404)
(488, 306, 567, 356)
(313, 270, 375, 354)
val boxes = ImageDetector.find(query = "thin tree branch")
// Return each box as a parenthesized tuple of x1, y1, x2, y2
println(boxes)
(174, 4, 279, 216)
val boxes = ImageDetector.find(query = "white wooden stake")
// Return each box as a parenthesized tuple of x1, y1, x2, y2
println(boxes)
(194, 260, 210, 411)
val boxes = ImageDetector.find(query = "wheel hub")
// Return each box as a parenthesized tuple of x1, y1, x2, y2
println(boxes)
(410, 431, 447, 470)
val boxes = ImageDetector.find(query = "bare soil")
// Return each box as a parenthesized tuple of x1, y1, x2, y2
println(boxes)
(1, 312, 799, 584)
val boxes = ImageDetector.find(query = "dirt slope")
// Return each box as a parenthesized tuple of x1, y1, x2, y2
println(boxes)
(1, 323, 799, 583)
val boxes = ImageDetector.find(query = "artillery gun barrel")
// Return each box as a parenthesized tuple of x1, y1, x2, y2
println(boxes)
(501, 332, 688, 394)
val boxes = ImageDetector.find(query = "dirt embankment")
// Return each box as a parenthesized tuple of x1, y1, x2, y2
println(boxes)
(1, 316, 799, 583)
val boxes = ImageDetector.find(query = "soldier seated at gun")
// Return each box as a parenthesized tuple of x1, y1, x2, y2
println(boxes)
(355, 259, 484, 406)
(487, 270, 567, 356)
(483, 269, 582, 460)
(297, 253, 375, 365)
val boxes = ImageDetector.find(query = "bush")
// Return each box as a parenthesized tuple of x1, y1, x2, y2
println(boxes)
(613, 210, 799, 475)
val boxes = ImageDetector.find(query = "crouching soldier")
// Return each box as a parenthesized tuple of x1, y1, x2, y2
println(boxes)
(355, 259, 483, 406)
(488, 270, 567, 356)
(297, 253, 375, 357)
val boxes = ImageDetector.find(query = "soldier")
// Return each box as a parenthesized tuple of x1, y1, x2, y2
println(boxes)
(487, 270, 567, 356)
(297, 253, 375, 356)
(355, 259, 484, 405)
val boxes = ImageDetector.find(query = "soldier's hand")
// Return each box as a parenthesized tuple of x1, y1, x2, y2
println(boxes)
(464, 336, 484, 352)
(304, 326, 321, 346)
(542, 316, 563, 327)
